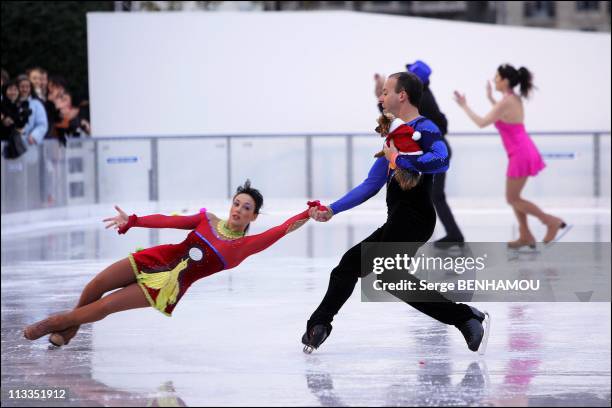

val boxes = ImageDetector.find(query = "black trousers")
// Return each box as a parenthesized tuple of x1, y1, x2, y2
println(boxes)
(307, 204, 474, 331)
(432, 171, 464, 240)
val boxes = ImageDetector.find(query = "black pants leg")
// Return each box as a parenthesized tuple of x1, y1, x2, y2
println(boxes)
(307, 227, 384, 332)
(431, 172, 464, 240)
(307, 206, 474, 331)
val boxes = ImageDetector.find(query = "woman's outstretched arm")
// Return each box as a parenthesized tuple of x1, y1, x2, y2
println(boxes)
(453, 91, 509, 128)
(104, 206, 203, 234)
(232, 202, 326, 263)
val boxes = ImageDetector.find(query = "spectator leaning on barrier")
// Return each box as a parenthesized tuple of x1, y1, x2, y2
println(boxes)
(43, 76, 67, 143)
(1, 80, 20, 141)
(1, 79, 30, 158)
(1, 80, 19, 141)
(55, 90, 91, 139)
(16, 75, 48, 148)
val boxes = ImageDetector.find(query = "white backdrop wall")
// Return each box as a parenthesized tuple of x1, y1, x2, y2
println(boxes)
(86, 11, 611, 203)
(87, 11, 611, 136)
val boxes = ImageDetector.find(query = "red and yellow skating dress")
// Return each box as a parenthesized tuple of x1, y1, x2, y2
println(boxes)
(118, 206, 315, 316)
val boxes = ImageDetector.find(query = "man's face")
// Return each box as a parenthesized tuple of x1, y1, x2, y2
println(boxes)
(378, 76, 403, 116)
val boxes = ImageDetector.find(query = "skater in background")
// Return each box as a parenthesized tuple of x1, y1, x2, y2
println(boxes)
(375, 60, 465, 247)
(303, 72, 490, 355)
(24, 180, 320, 346)
(453, 64, 569, 249)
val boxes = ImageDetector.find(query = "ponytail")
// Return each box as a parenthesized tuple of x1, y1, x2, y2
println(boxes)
(517, 66, 534, 98)
(498, 64, 535, 98)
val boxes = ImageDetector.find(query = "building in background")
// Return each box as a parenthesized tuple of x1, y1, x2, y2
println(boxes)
(118, 1, 611, 32)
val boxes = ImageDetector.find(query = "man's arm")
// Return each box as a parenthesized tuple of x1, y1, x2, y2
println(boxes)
(387, 130, 449, 174)
(328, 156, 388, 216)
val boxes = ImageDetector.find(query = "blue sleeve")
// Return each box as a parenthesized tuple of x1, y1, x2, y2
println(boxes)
(329, 156, 388, 215)
(395, 130, 449, 174)
(22, 100, 48, 144)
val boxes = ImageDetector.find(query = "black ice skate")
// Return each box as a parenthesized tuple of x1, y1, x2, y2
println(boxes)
(457, 307, 491, 356)
(302, 324, 330, 354)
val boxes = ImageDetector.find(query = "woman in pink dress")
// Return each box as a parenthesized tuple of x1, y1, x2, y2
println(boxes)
(454, 64, 568, 249)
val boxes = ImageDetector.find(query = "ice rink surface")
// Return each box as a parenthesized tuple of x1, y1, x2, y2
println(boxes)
(2, 199, 611, 406)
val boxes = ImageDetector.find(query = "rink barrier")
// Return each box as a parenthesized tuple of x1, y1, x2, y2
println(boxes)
(1, 131, 610, 214)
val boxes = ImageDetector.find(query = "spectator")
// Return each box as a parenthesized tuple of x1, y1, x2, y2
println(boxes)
(16, 75, 48, 148)
(43, 76, 67, 143)
(47, 75, 67, 103)
(1, 79, 28, 158)
(27, 67, 46, 100)
(1, 80, 20, 141)
(55, 91, 91, 139)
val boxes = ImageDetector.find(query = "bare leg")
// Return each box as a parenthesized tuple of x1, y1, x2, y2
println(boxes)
(52, 258, 136, 344)
(506, 177, 552, 222)
(512, 206, 535, 242)
(24, 283, 149, 341)
(506, 177, 536, 247)
(505, 177, 564, 244)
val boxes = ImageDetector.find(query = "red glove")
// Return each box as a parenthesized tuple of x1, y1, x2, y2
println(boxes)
(117, 214, 138, 235)
(307, 200, 330, 212)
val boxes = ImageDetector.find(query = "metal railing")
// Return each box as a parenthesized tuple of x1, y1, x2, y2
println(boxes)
(1, 131, 610, 214)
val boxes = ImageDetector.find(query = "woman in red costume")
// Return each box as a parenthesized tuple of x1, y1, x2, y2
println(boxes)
(24, 180, 321, 347)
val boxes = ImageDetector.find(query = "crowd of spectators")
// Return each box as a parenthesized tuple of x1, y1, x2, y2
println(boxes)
(1, 67, 91, 159)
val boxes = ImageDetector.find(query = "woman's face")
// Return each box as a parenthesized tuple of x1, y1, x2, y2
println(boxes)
(494, 72, 508, 92)
(55, 92, 72, 111)
(227, 193, 258, 231)
(5, 85, 18, 102)
(18, 80, 31, 100)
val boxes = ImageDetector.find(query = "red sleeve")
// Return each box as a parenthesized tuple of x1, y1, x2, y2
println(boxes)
(233, 210, 310, 261)
(118, 213, 203, 234)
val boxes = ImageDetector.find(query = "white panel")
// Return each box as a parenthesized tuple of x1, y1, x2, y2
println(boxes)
(445, 136, 508, 197)
(158, 138, 228, 200)
(230, 138, 306, 197)
(351, 136, 387, 203)
(98, 140, 151, 203)
(312, 136, 347, 198)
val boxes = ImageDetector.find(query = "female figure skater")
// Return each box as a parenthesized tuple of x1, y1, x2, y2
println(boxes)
(454, 64, 568, 249)
(24, 180, 318, 346)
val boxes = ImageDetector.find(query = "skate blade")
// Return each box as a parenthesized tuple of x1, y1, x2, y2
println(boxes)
(478, 312, 491, 357)
(303, 345, 315, 354)
(544, 223, 573, 248)
(48, 333, 65, 348)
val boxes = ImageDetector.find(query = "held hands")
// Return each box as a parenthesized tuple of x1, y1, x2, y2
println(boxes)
(103, 205, 129, 230)
(307, 200, 333, 223)
(453, 90, 467, 108)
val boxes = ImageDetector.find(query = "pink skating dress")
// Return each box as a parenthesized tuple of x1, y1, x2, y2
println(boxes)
(494, 120, 546, 178)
